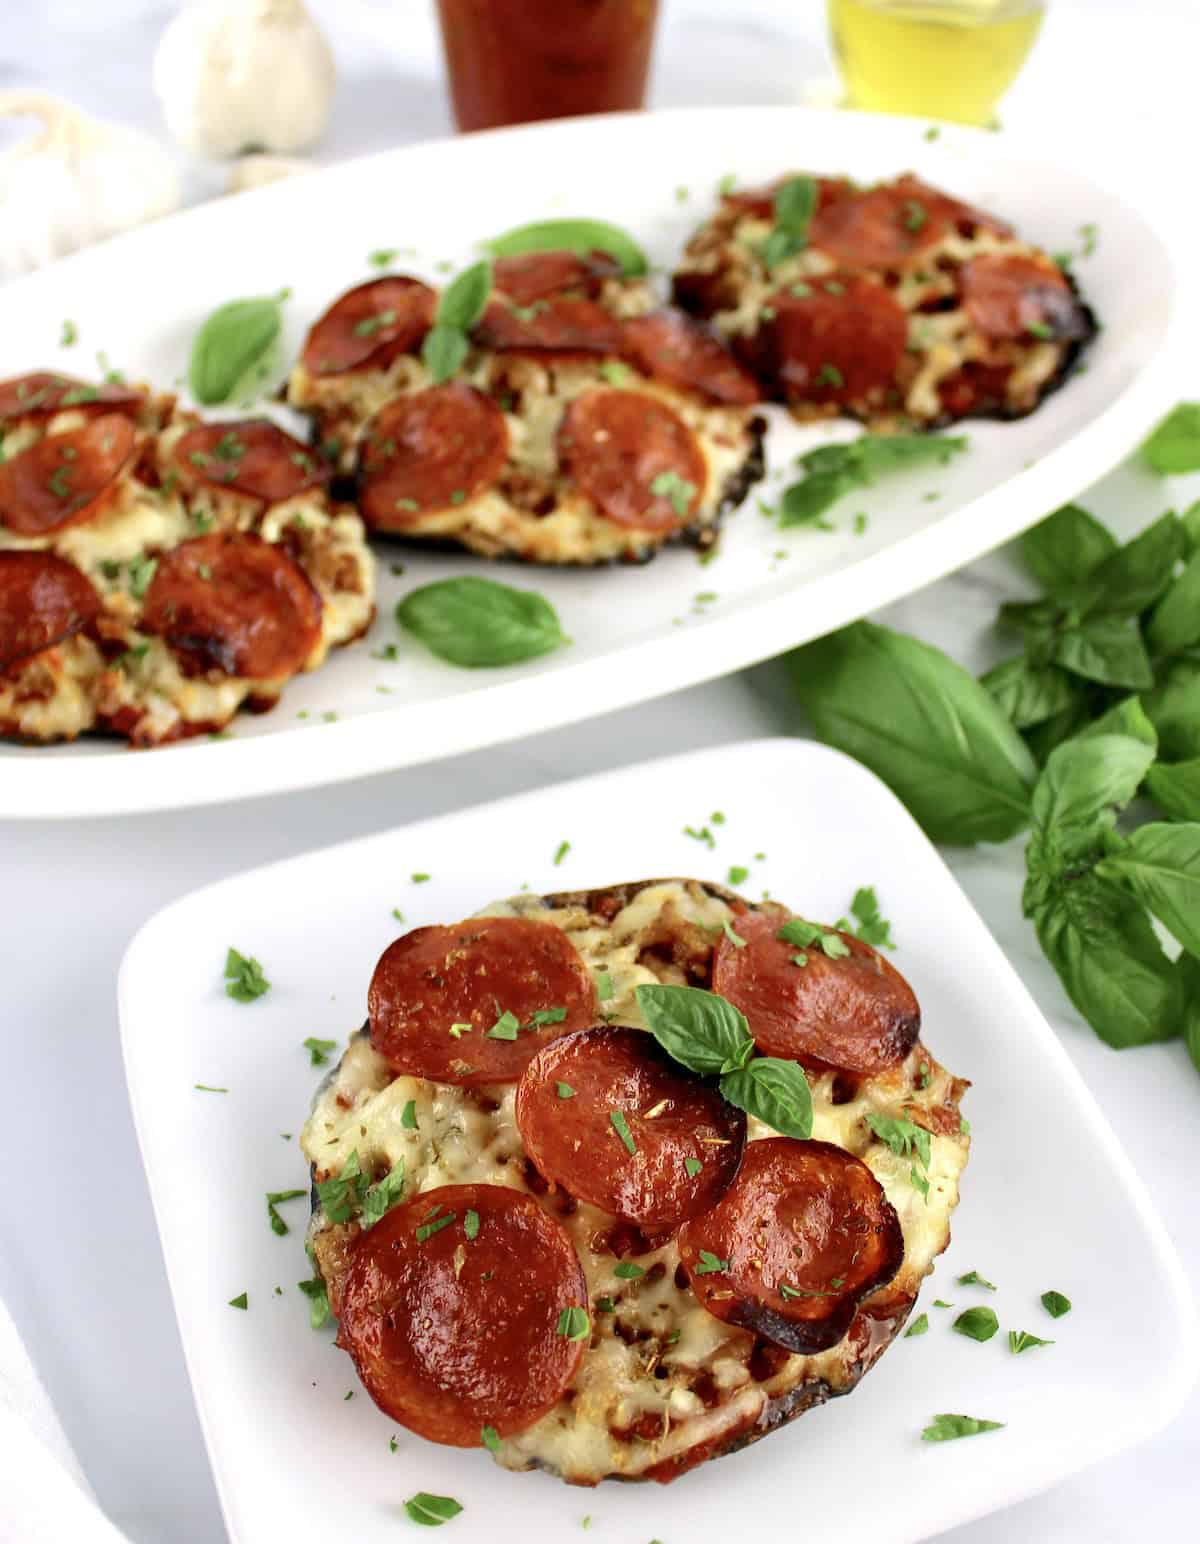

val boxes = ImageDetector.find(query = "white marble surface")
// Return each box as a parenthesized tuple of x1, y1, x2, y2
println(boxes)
(0, 2, 1196, 1541)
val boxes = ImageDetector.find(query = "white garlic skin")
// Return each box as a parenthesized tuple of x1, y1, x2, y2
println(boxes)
(0, 91, 181, 277)
(154, 0, 337, 159)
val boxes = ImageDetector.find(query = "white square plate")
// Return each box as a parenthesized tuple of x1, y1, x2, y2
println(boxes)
(118, 739, 1197, 1544)
(2, 105, 1182, 817)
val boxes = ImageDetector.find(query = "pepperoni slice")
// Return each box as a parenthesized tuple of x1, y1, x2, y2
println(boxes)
(368, 916, 598, 1085)
(516, 1026, 747, 1228)
(337, 1184, 587, 1444)
(678, 1138, 904, 1354)
(746, 275, 906, 407)
(356, 384, 508, 529)
(174, 419, 328, 505)
(960, 253, 1090, 342)
(473, 296, 622, 355)
(140, 532, 321, 680)
(0, 373, 145, 423)
(558, 388, 707, 531)
(0, 414, 137, 536)
(621, 309, 760, 406)
(811, 175, 1008, 269)
(712, 909, 920, 1074)
(0, 551, 100, 671)
(300, 277, 437, 376)
(492, 250, 620, 307)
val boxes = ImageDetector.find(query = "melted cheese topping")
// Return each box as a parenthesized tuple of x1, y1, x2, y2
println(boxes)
(0, 406, 374, 744)
(302, 881, 969, 1483)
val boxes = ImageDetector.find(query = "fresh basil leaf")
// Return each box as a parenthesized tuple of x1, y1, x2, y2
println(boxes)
(1076, 695, 1158, 748)
(1182, 499, 1200, 553)
(774, 174, 818, 234)
(1040, 1289, 1072, 1318)
(1030, 733, 1155, 856)
(1073, 512, 1185, 617)
(1023, 695, 1095, 766)
(718, 1056, 813, 1139)
(225, 946, 270, 1002)
(762, 227, 801, 270)
(634, 983, 754, 1077)
(403, 1492, 463, 1527)
(1178, 954, 1200, 1076)
(484, 217, 648, 276)
(189, 295, 283, 405)
(397, 576, 568, 668)
(1145, 758, 1200, 820)
(855, 433, 968, 477)
(1020, 503, 1117, 594)
(981, 657, 1078, 729)
(1142, 402, 1200, 475)
(1142, 659, 1200, 760)
(297, 1277, 331, 1329)
(1097, 821, 1200, 958)
(865, 1112, 931, 1170)
(921, 1413, 1005, 1441)
(436, 259, 492, 331)
(905, 1312, 929, 1337)
(1147, 551, 1200, 656)
(778, 467, 855, 526)
(421, 324, 469, 384)
(1052, 615, 1154, 690)
(1031, 870, 1181, 1047)
(787, 622, 1035, 844)
(952, 1306, 999, 1342)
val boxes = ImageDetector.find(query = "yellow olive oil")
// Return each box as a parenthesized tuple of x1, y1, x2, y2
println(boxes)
(828, 0, 1045, 126)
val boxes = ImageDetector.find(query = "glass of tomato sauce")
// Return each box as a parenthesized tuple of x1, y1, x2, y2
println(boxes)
(435, 0, 661, 133)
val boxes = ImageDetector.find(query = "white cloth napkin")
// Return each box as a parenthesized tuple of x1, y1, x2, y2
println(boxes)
(0, 1298, 132, 1544)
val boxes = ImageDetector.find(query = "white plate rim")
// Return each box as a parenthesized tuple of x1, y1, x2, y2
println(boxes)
(2, 104, 1183, 820)
(117, 736, 1200, 1544)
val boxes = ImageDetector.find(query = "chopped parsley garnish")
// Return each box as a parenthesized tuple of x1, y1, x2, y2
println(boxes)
(411, 871, 431, 883)
(956, 1270, 996, 1290)
(727, 864, 749, 886)
(553, 839, 571, 865)
(193, 1083, 227, 1093)
(463, 1208, 480, 1240)
(228, 1292, 248, 1310)
(683, 823, 716, 849)
(556, 1082, 576, 1100)
(595, 970, 615, 1002)
(916, 1060, 931, 1089)
(527, 1007, 566, 1029)
(391, 906, 404, 921)
(389, 1435, 399, 1453)
(921, 1413, 1004, 1442)
(717, 172, 738, 195)
(933, 1299, 954, 1309)
(595, 1297, 615, 1314)
(952, 1306, 999, 1342)
(127, 554, 157, 599)
(865, 1112, 932, 1201)
(481, 1424, 501, 1452)
(1009, 1329, 1054, 1354)
(721, 918, 747, 949)
(1041, 1290, 1071, 1318)
(684, 1157, 703, 1178)
(556, 1306, 590, 1341)
(415, 1210, 457, 1243)
(403, 1492, 463, 1527)
(304, 1036, 337, 1067)
(815, 362, 844, 389)
(1079, 221, 1098, 257)
(487, 1010, 520, 1041)
(694, 1250, 729, 1276)
(60, 319, 78, 347)
(368, 248, 399, 268)
(448, 1021, 472, 1039)
(361, 1161, 406, 1229)
(848, 885, 893, 948)
(266, 1188, 305, 1235)
(649, 469, 697, 518)
(598, 360, 632, 387)
(776, 918, 849, 958)
(905, 1312, 929, 1337)
(47, 464, 72, 499)
(353, 308, 397, 338)
(923, 124, 940, 141)
(297, 1277, 330, 1328)
(400, 1100, 418, 1129)
(316, 1152, 366, 1223)
(609, 1109, 637, 1155)
(1027, 320, 1054, 340)
(613, 1262, 645, 1279)
(224, 947, 270, 1002)
(902, 199, 928, 233)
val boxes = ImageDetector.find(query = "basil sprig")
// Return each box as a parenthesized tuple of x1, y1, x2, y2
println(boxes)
(484, 217, 648, 277)
(786, 455, 1200, 1066)
(635, 983, 813, 1139)
(396, 576, 569, 668)
(422, 258, 492, 384)
(779, 434, 968, 527)
(762, 175, 818, 269)
(189, 293, 285, 405)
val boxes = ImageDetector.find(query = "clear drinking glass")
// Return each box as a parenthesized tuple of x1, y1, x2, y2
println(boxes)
(827, 0, 1047, 126)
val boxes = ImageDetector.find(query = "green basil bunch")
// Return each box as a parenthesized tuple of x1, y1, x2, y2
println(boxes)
(787, 416, 1200, 1070)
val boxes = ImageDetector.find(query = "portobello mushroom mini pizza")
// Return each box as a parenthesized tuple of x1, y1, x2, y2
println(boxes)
(301, 877, 970, 1484)
(286, 254, 766, 564)
(0, 374, 374, 744)
(672, 172, 1095, 427)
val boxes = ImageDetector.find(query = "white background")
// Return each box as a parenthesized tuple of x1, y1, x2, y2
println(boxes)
(0, 2, 1196, 1541)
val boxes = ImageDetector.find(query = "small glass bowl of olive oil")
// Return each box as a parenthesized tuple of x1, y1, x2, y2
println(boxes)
(827, 0, 1046, 126)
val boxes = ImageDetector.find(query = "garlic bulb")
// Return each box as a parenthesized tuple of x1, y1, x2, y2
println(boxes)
(154, 0, 336, 159)
(0, 92, 181, 278)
